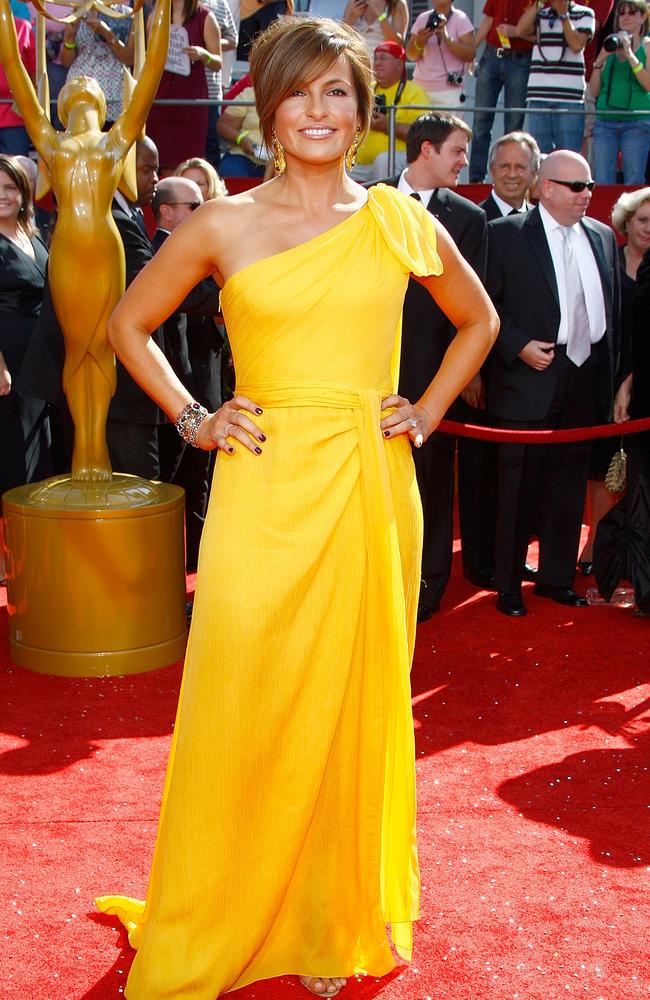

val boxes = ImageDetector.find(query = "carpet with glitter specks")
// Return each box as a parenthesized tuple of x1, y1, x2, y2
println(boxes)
(1, 551, 648, 1000)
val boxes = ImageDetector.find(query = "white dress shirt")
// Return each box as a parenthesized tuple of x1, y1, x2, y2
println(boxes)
(491, 190, 530, 217)
(538, 203, 606, 346)
(397, 170, 436, 210)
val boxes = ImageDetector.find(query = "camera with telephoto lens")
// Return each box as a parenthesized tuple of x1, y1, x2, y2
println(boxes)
(374, 93, 387, 114)
(426, 10, 445, 30)
(447, 71, 464, 86)
(603, 32, 626, 51)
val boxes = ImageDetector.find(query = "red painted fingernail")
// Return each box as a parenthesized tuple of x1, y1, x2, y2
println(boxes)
(259, 434, 266, 442)
(383, 430, 390, 438)
(255, 407, 263, 414)
(255, 446, 262, 454)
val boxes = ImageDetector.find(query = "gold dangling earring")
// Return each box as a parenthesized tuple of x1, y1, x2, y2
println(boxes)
(345, 126, 361, 172)
(271, 127, 286, 175)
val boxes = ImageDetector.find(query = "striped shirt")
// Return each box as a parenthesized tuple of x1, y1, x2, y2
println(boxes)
(526, 2, 595, 104)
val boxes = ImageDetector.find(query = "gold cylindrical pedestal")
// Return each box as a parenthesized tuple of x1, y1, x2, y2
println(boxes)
(3, 475, 188, 677)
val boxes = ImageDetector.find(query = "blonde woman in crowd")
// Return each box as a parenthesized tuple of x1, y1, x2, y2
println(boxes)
(175, 155, 229, 198)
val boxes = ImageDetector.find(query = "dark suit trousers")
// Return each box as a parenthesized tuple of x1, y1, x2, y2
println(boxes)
(456, 398, 498, 577)
(413, 429, 456, 610)
(106, 419, 160, 481)
(159, 424, 211, 572)
(495, 345, 602, 594)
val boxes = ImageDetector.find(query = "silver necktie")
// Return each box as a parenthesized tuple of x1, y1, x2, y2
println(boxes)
(562, 226, 591, 367)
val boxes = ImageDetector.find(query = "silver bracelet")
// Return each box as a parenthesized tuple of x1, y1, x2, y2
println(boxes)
(175, 401, 209, 447)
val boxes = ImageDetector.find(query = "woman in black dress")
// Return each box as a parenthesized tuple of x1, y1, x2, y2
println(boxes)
(0, 154, 50, 579)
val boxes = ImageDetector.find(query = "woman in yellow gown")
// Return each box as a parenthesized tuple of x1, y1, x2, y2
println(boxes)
(96, 15, 498, 999)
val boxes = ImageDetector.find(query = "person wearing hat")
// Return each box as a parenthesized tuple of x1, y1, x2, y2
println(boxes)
(351, 41, 430, 181)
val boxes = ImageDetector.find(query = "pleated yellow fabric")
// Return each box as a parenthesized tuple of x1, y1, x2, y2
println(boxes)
(96, 184, 443, 999)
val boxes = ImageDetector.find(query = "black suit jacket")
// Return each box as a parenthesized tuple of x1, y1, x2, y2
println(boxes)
(152, 228, 223, 410)
(381, 177, 488, 401)
(480, 192, 504, 222)
(486, 206, 620, 422)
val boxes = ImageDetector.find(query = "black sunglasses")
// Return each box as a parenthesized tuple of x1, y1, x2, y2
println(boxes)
(548, 178, 596, 192)
(167, 200, 201, 210)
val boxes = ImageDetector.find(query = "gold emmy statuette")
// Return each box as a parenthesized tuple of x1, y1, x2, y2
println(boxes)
(1, 0, 188, 677)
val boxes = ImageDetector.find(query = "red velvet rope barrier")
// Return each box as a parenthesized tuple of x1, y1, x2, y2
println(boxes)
(436, 415, 650, 443)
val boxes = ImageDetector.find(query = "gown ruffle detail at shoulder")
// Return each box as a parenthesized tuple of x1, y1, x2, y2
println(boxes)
(97, 182, 444, 1000)
(367, 183, 444, 278)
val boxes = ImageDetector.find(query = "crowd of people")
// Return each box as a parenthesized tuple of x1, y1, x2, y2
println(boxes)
(1, 10, 649, 999)
(2, 0, 650, 181)
(1, 3, 650, 606)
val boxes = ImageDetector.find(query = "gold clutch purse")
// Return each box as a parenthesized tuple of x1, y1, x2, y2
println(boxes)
(605, 438, 627, 494)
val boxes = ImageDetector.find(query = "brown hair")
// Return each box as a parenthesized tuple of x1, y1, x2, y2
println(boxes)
(249, 15, 374, 149)
(406, 112, 472, 164)
(0, 154, 36, 237)
(615, 0, 649, 33)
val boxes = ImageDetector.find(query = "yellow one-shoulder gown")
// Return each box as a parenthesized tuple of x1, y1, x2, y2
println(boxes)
(97, 185, 443, 998)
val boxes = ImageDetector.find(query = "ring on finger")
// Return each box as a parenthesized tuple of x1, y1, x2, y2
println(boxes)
(408, 418, 417, 429)
(224, 422, 234, 437)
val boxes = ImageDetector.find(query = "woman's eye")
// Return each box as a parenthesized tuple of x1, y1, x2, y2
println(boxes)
(329, 88, 347, 96)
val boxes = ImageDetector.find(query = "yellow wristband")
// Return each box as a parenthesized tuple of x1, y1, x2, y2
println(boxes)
(414, 39, 425, 51)
(63, 39, 77, 49)
(235, 130, 250, 146)
(632, 62, 643, 74)
(377, 11, 387, 21)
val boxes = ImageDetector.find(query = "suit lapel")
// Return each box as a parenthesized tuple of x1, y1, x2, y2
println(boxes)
(524, 206, 559, 307)
(428, 187, 448, 223)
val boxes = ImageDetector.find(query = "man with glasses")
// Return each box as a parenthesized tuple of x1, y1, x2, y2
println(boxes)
(485, 149, 619, 616)
(151, 176, 223, 574)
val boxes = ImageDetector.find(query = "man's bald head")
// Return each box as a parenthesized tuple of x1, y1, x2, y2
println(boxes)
(152, 176, 203, 230)
(538, 150, 594, 226)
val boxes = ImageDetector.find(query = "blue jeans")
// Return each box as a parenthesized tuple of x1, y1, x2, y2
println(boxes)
(526, 100, 585, 154)
(593, 118, 650, 184)
(219, 153, 265, 178)
(469, 45, 532, 182)
(0, 125, 31, 155)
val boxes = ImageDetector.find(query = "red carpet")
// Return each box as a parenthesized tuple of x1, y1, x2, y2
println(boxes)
(1, 554, 648, 1000)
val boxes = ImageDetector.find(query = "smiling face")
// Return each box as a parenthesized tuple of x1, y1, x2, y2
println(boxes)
(626, 199, 650, 255)
(272, 55, 360, 170)
(490, 141, 536, 208)
(0, 169, 23, 227)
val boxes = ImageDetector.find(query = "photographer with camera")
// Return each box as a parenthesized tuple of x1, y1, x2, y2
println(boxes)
(515, 0, 595, 152)
(590, 0, 650, 183)
(406, 0, 475, 110)
(352, 41, 430, 180)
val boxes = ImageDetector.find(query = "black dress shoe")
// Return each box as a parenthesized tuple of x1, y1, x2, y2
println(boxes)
(577, 561, 594, 577)
(464, 568, 497, 590)
(522, 564, 538, 581)
(417, 602, 439, 623)
(496, 592, 527, 616)
(533, 583, 588, 607)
